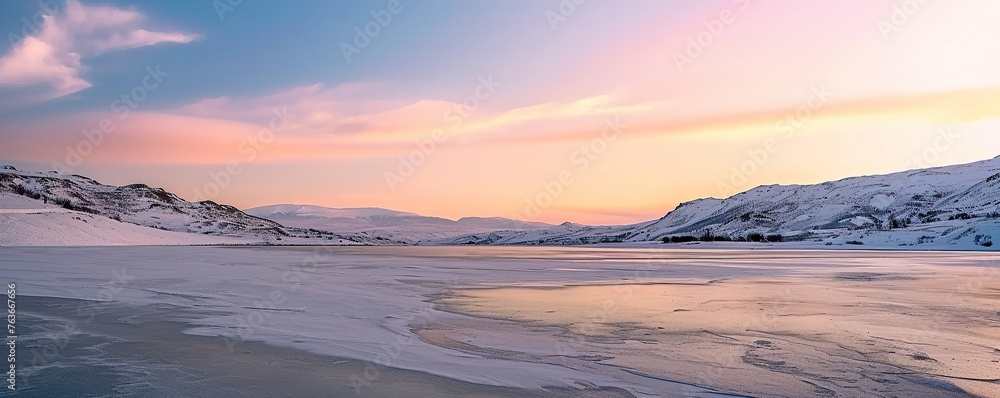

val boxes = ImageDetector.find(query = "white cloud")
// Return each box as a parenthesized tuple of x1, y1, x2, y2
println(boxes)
(0, 0, 198, 102)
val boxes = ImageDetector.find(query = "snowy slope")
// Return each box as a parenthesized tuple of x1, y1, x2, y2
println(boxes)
(246, 204, 552, 243)
(433, 156, 1000, 249)
(419, 221, 651, 246)
(456, 216, 555, 230)
(628, 155, 1000, 247)
(0, 168, 402, 245)
(0, 192, 255, 246)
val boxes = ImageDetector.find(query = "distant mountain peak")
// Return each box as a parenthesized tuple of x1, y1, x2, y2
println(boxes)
(246, 204, 553, 243)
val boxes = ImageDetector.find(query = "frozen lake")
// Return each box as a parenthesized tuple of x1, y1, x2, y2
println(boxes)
(1, 246, 998, 397)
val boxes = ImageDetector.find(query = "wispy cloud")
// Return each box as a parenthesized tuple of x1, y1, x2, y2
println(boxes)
(0, 0, 198, 102)
(169, 82, 412, 136)
(170, 83, 658, 144)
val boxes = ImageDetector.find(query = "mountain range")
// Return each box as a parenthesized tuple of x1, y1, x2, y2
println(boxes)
(244, 204, 552, 244)
(2, 155, 998, 249)
(429, 155, 1000, 249)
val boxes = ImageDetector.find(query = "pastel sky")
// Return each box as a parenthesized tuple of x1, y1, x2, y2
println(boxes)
(1, 0, 999, 225)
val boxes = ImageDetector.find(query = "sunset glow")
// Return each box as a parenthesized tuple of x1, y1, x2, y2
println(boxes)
(2, 0, 999, 224)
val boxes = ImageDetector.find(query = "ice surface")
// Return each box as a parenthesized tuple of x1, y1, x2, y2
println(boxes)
(5, 246, 995, 396)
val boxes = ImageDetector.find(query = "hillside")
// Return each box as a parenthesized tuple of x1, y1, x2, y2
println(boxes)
(430, 156, 1000, 249)
(0, 192, 256, 246)
(0, 168, 400, 245)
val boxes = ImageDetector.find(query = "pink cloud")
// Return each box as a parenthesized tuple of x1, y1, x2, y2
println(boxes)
(168, 82, 659, 147)
(0, 0, 198, 102)
(169, 82, 413, 134)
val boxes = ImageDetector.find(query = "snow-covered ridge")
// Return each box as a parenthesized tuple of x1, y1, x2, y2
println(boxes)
(250, 204, 422, 219)
(431, 156, 1000, 249)
(245, 204, 553, 244)
(0, 168, 402, 245)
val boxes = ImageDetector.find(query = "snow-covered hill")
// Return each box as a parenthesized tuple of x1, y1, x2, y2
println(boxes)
(432, 156, 1000, 250)
(0, 168, 401, 245)
(245, 204, 552, 243)
(419, 221, 646, 246)
(0, 192, 256, 246)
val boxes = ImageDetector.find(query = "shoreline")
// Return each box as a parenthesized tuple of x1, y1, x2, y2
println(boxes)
(3, 241, 999, 254)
